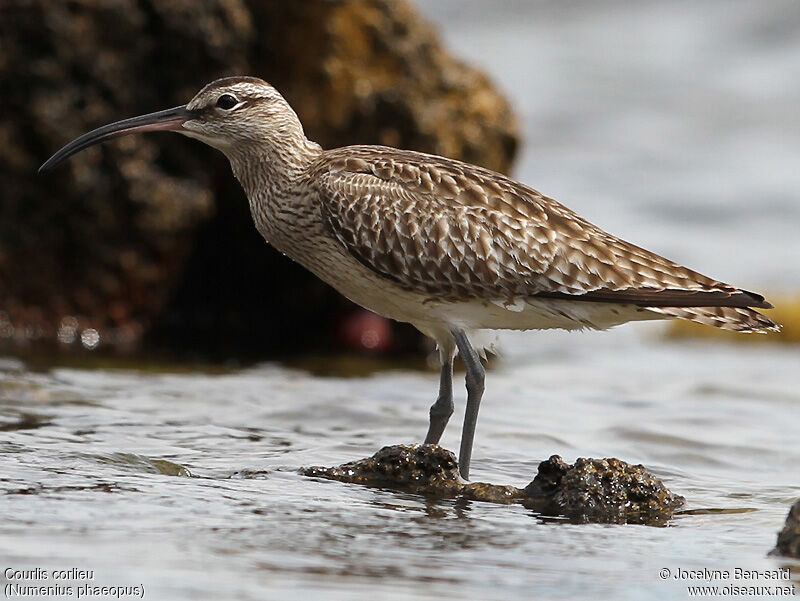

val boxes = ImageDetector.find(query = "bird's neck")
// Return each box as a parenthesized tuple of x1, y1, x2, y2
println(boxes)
(225, 132, 323, 247)
(227, 133, 322, 200)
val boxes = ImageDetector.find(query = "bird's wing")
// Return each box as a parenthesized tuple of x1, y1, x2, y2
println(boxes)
(313, 146, 770, 309)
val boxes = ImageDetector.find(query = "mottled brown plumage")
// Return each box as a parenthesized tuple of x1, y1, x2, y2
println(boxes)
(314, 146, 773, 331)
(39, 76, 779, 479)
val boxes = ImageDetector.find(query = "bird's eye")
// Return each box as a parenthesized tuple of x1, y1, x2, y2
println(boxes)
(216, 94, 238, 110)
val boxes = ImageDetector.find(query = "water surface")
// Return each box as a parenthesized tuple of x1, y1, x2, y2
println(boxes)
(2, 328, 799, 599)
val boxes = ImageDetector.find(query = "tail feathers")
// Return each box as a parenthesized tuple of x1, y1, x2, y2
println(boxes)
(648, 306, 780, 333)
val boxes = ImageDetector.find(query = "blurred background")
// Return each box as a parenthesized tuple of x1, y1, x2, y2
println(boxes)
(1, 0, 520, 360)
(2, 0, 798, 363)
(1, 2, 799, 599)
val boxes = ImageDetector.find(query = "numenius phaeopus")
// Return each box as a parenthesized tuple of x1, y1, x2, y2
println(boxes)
(40, 77, 778, 479)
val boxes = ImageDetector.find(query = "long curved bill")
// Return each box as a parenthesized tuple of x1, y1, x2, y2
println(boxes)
(38, 105, 192, 174)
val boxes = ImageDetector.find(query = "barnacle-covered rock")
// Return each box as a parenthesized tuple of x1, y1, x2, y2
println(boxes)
(523, 455, 685, 525)
(302, 446, 684, 523)
(301, 444, 465, 496)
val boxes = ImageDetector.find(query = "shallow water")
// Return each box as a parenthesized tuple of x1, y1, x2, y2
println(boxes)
(2, 329, 799, 599)
(3, 1, 800, 599)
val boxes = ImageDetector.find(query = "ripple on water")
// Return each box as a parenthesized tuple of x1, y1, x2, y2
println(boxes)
(93, 453, 193, 477)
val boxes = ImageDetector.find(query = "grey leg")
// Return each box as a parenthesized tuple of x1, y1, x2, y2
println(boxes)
(453, 329, 485, 481)
(424, 351, 454, 445)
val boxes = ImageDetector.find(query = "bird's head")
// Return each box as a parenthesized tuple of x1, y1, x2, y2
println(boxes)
(39, 76, 307, 173)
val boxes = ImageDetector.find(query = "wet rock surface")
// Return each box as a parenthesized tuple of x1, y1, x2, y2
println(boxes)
(301, 445, 685, 523)
(0, 0, 518, 356)
(523, 455, 686, 525)
(302, 444, 467, 497)
(771, 499, 800, 558)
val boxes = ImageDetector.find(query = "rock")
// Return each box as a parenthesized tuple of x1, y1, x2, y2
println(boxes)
(303, 443, 524, 504)
(0, 0, 518, 357)
(523, 455, 685, 525)
(301, 444, 465, 496)
(301, 445, 684, 523)
(771, 499, 800, 558)
(462, 481, 525, 504)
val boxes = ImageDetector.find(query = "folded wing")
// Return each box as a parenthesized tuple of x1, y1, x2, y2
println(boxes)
(313, 146, 776, 332)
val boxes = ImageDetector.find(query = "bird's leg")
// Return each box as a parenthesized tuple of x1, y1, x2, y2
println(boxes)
(424, 349, 455, 445)
(453, 329, 485, 481)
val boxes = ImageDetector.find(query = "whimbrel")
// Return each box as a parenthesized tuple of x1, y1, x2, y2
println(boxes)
(40, 77, 778, 479)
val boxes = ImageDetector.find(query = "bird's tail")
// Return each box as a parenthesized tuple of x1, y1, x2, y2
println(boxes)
(648, 305, 779, 333)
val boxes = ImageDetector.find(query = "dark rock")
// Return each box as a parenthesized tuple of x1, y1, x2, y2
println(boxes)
(462, 481, 525, 504)
(0, 0, 518, 357)
(771, 499, 800, 558)
(301, 444, 465, 496)
(303, 443, 524, 503)
(301, 445, 684, 523)
(523, 455, 685, 525)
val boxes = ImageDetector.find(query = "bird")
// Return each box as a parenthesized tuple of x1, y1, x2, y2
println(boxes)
(40, 76, 779, 480)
